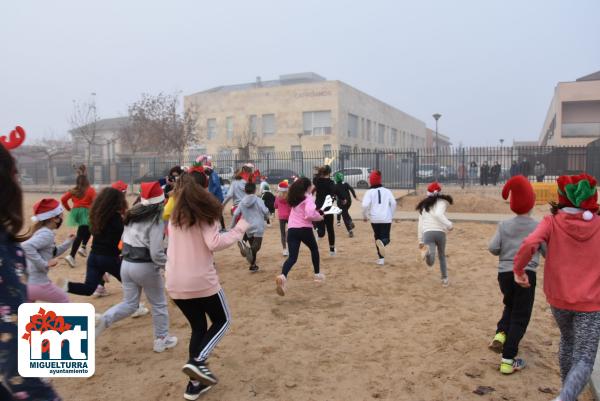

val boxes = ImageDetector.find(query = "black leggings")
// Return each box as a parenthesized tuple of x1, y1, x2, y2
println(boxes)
(279, 219, 288, 249)
(70, 225, 91, 257)
(173, 289, 231, 362)
(68, 253, 122, 295)
(248, 236, 263, 266)
(282, 227, 320, 276)
(371, 223, 391, 258)
(316, 214, 335, 247)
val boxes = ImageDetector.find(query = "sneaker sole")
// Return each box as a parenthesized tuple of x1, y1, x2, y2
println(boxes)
(182, 364, 218, 386)
(184, 385, 213, 401)
(245, 251, 254, 265)
(237, 242, 246, 257)
(154, 339, 178, 353)
(275, 276, 286, 296)
(489, 340, 504, 354)
(376, 240, 385, 257)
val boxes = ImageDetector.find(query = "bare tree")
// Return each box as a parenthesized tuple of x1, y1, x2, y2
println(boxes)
(31, 131, 71, 192)
(235, 116, 262, 161)
(69, 98, 99, 168)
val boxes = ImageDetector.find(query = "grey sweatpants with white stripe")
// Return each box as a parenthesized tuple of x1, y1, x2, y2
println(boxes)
(551, 306, 600, 401)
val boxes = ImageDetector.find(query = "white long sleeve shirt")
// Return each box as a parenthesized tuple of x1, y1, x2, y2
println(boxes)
(362, 186, 397, 224)
(417, 199, 453, 243)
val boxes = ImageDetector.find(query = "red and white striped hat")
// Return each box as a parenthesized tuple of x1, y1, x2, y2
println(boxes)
(140, 182, 165, 206)
(31, 198, 63, 222)
(278, 180, 289, 192)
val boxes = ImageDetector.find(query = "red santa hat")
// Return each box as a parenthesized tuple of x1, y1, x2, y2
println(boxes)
(369, 170, 382, 186)
(278, 180, 289, 192)
(140, 182, 165, 206)
(31, 198, 63, 222)
(111, 180, 128, 193)
(427, 182, 442, 197)
(502, 175, 536, 215)
(557, 174, 598, 220)
(203, 160, 213, 171)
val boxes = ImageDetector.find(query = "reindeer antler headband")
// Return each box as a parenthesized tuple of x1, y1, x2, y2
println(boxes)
(1, 126, 26, 150)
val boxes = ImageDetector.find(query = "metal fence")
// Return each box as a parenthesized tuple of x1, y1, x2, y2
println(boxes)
(16, 144, 600, 191)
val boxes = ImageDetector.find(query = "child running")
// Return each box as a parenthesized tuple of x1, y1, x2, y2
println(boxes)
(22, 198, 74, 303)
(165, 173, 249, 399)
(417, 182, 453, 286)
(223, 165, 252, 215)
(231, 182, 269, 272)
(488, 176, 544, 374)
(61, 187, 126, 296)
(313, 165, 337, 255)
(275, 180, 291, 256)
(61, 173, 96, 267)
(362, 170, 397, 266)
(96, 182, 178, 353)
(514, 174, 600, 401)
(334, 171, 357, 237)
(260, 181, 276, 227)
(0, 130, 62, 400)
(275, 177, 328, 296)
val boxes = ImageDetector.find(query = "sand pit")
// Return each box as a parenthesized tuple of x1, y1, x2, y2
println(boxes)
(19, 192, 592, 401)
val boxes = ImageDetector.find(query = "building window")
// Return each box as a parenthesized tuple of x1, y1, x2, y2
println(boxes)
(226, 117, 234, 140)
(391, 128, 398, 147)
(262, 114, 275, 136)
(207, 118, 217, 140)
(366, 119, 371, 141)
(91, 143, 103, 158)
(303, 110, 332, 135)
(258, 146, 275, 156)
(378, 124, 385, 144)
(323, 144, 332, 157)
(249, 115, 257, 135)
(291, 145, 302, 160)
(348, 114, 359, 138)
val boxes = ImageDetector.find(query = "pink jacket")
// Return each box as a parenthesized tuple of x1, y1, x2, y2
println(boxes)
(166, 218, 249, 299)
(287, 194, 323, 229)
(514, 211, 600, 312)
(275, 196, 291, 220)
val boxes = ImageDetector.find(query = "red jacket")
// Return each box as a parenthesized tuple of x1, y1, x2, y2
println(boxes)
(61, 187, 96, 211)
(514, 211, 600, 312)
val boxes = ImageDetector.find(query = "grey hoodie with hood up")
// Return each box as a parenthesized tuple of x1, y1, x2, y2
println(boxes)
(231, 194, 269, 237)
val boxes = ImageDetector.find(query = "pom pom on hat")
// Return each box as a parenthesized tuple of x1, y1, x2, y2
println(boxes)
(31, 198, 63, 222)
(140, 182, 165, 206)
(502, 175, 536, 215)
(334, 172, 344, 184)
(583, 210, 594, 221)
(369, 170, 382, 187)
(427, 182, 442, 197)
(278, 180, 289, 191)
(111, 180, 128, 193)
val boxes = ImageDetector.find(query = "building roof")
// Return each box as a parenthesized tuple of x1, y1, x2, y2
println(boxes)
(513, 140, 539, 147)
(69, 117, 129, 135)
(192, 72, 327, 95)
(576, 70, 600, 82)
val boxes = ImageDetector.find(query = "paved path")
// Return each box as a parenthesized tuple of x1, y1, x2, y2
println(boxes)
(349, 210, 519, 224)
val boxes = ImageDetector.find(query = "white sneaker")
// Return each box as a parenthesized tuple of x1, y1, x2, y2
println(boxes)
(314, 273, 325, 282)
(131, 303, 149, 318)
(57, 278, 69, 293)
(93, 285, 109, 297)
(329, 248, 336, 256)
(95, 314, 107, 337)
(442, 278, 450, 287)
(65, 255, 76, 268)
(376, 258, 385, 266)
(282, 249, 289, 257)
(275, 274, 287, 296)
(77, 247, 87, 257)
(153, 335, 178, 353)
(375, 240, 386, 258)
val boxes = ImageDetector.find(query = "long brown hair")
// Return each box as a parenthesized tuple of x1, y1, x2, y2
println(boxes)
(287, 177, 312, 207)
(70, 174, 90, 198)
(89, 187, 127, 235)
(0, 145, 26, 241)
(171, 174, 223, 228)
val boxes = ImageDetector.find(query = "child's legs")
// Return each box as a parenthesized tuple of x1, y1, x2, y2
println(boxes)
(173, 298, 208, 361)
(196, 289, 231, 362)
(70, 225, 89, 257)
(380, 223, 391, 246)
(282, 229, 302, 276)
(423, 231, 437, 267)
(279, 219, 288, 249)
(67, 253, 108, 295)
(28, 282, 69, 303)
(502, 270, 536, 359)
(249, 236, 263, 266)
(300, 228, 320, 274)
(496, 272, 515, 334)
(341, 207, 353, 231)
(316, 220, 326, 238)
(324, 214, 335, 247)
(552, 307, 576, 381)
(138, 264, 169, 339)
(102, 262, 141, 328)
(559, 310, 600, 401)
(371, 223, 384, 258)
(80, 224, 91, 247)
(436, 232, 448, 279)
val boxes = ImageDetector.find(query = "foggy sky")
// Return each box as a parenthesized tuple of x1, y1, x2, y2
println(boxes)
(1, 0, 599, 146)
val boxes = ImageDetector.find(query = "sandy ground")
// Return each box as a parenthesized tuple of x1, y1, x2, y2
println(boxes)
(20, 192, 592, 401)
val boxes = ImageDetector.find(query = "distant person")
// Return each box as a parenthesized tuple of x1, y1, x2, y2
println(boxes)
(274, 180, 291, 256)
(510, 160, 519, 177)
(490, 161, 501, 186)
(160, 166, 183, 198)
(260, 181, 276, 227)
(534, 161, 546, 183)
(469, 161, 478, 185)
(61, 173, 96, 267)
(480, 161, 490, 186)
(520, 158, 531, 178)
(313, 165, 337, 255)
(334, 172, 357, 238)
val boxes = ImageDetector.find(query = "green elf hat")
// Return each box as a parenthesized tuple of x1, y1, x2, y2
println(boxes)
(557, 173, 599, 220)
(334, 172, 344, 184)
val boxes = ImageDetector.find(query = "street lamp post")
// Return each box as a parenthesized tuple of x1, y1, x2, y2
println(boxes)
(432, 113, 442, 181)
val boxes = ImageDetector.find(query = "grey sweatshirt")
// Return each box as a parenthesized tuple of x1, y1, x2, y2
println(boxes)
(121, 216, 167, 267)
(488, 215, 545, 273)
(22, 227, 74, 285)
(223, 179, 247, 207)
(231, 194, 269, 237)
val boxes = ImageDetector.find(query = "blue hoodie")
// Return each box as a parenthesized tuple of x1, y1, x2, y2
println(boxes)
(207, 170, 224, 202)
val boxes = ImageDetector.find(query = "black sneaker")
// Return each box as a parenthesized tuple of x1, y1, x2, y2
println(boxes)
(249, 265, 259, 272)
(184, 380, 212, 400)
(349, 230, 354, 238)
(182, 360, 218, 386)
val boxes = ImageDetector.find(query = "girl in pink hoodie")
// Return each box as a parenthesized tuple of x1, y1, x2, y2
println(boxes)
(514, 174, 600, 401)
(275, 177, 324, 296)
(274, 180, 291, 256)
(166, 173, 249, 399)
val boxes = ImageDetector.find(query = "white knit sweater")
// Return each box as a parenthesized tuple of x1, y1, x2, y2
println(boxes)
(417, 199, 453, 243)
